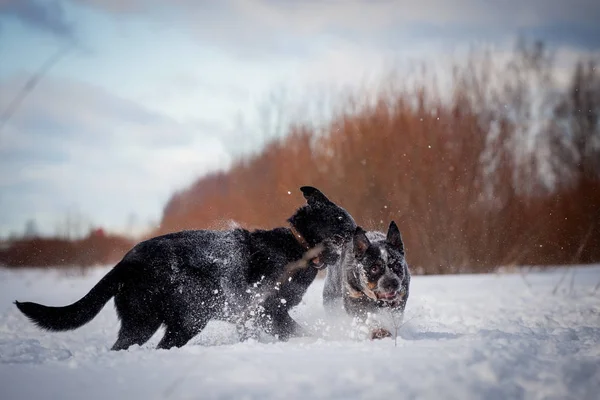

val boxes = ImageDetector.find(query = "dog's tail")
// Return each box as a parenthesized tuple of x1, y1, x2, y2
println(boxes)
(14, 261, 126, 331)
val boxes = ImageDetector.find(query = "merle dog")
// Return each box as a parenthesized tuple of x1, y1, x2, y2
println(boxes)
(323, 221, 410, 339)
(15, 186, 357, 350)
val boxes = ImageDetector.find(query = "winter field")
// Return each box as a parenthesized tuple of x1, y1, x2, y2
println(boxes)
(1, 265, 599, 400)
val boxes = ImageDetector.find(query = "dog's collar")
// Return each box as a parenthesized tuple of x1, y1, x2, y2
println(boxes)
(289, 224, 311, 250)
(289, 224, 325, 269)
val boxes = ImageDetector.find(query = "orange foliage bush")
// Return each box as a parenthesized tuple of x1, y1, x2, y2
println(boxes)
(158, 47, 600, 274)
(0, 231, 134, 269)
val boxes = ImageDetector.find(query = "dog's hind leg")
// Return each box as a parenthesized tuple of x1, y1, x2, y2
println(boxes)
(156, 320, 206, 349)
(111, 317, 161, 351)
(111, 289, 162, 351)
(156, 294, 211, 349)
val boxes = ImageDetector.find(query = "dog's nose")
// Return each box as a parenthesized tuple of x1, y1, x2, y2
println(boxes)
(320, 247, 340, 265)
(381, 278, 400, 293)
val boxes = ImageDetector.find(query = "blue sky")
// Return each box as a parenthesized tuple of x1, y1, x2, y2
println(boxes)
(1, 0, 599, 238)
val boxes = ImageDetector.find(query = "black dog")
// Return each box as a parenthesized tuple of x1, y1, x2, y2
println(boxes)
(15, 186, 357, 350)
(323, 221, 410, 339)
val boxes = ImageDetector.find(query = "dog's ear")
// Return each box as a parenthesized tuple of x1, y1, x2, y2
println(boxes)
(300, 186, 331, 206)
(386, 221, 404, 254)
(353, 226, 370, 258)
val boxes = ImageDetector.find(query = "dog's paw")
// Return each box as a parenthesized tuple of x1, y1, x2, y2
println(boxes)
(369, 328, 393, 340)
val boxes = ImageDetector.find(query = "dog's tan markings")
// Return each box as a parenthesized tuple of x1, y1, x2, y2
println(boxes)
(363, 289, 378, 301)
(345, 285, 365, 299)
(367, 281, 377, 290)
(357, 266, 378, 300)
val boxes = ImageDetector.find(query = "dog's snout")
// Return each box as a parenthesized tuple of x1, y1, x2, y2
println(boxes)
(320, 246, 340, 265)
(381, 277, 400, 293)
(330, 234, 346, 246)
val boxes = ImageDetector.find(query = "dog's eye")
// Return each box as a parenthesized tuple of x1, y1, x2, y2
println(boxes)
(370, 264, 382, 274)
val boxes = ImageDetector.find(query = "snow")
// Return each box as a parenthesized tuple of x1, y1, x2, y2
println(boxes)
(1, 265, 600, 400)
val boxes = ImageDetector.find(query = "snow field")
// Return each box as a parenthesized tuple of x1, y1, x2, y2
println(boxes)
(1, 265, 599, 400)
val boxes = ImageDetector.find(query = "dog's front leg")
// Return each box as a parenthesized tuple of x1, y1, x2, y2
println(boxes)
(255, 312, 305, 341)
(235, 313, 259, 342)
(270, 310, 308, 341)
(345, 300, 394, 341)
(234, 299, 265, 342)
(259, 295, 308, 341)
(367, 306, 408, 340)
(348, 312, 390, 341)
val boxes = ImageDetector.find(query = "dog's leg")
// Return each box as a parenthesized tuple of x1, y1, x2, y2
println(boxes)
(370, 327, 393, 340)
(156, 306, 209, 349)
(232, 289, 267, 342)
(235, 301, 276, 342)
(253, 293, 307, 341)
(242, 299, 306, 341)
(234, 307, 254, 342)
(236, 318, 260, 342)
(156, 306, 211, 349)
(267, 310, 308, 341)
(344, 297, 392, 341)
(111, 317, 162, 351)
(157, 322, 204, 349)
(111, 292, 162, 351)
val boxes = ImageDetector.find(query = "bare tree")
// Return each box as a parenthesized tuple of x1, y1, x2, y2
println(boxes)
(554, 58, 600, 182)
(23, 219, 39, 238)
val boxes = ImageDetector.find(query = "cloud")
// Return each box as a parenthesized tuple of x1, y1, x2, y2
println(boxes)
(0, 0, 74, 39)
(150, 73, 252, 103)
(0, 74, 232, 235)
(5, 0, 599, 59)
(68, 0, 600, 53)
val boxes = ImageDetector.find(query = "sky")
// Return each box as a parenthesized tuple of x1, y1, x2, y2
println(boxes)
(1, 0, 599, 238)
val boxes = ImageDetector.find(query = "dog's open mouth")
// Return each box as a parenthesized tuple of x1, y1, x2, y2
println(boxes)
(376, 291, 399, 301)
(311, 257, 327, 270)
(375, 291, 405, 309)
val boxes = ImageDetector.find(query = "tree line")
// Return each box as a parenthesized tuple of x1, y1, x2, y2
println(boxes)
(159, 41, 600, 274)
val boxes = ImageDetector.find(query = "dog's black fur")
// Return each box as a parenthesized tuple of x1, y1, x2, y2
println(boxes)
(15, 186, 357, 350)
(323, 221, 410, 336)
